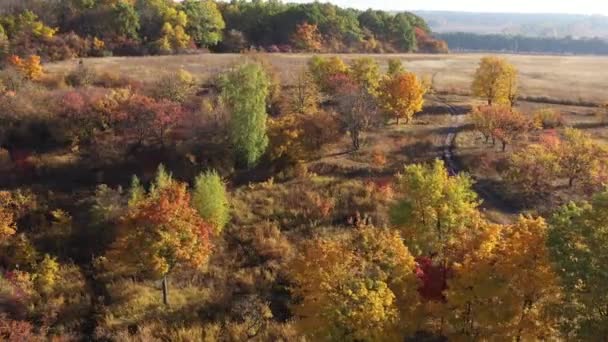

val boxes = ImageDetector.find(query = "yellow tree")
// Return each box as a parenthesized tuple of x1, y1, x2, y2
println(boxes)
(0, 207, 16, 242)
(290, 226, 420, 341)
(447, 216, 561, 340)
(471, 56, 518, 106)
(378, 71, 426, 124)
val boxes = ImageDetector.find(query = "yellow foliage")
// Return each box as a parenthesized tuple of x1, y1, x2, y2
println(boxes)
(471, 56, 519, 106)
(378, 71, 426, 124)
(446, 216, 561, 340)
(290, 227, 420, 341)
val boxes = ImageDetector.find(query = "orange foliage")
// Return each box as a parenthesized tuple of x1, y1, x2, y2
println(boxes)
(8, 55, 44, 80)
(104, 182, 212, 278)
(291, 22, 323, 52)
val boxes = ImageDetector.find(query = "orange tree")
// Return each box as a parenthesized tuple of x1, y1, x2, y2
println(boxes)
(291, 22, 323, 52)
(103, 178, 212, 305)
(377, 71, 426, 124)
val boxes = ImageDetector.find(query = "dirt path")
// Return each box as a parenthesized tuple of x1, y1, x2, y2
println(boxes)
(435, 96, 518, 223)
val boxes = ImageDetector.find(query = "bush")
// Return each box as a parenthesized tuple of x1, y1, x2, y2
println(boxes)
(192, 170, 230, 235)
(533, 108, 564, 129)
(65, 64, 96, 87)
(151, 69, 196, 103)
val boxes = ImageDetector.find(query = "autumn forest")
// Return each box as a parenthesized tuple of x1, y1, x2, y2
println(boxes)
(1, 0, 608, 341)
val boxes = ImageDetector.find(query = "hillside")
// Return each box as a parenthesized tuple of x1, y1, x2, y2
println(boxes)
(415, 10, 608, 38)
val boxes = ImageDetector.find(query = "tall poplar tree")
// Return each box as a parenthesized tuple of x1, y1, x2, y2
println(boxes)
(220, 62, 270, 168)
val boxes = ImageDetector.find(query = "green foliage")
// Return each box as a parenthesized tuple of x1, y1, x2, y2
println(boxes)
(350, 57, 381, 94)
(220, 62, 270, 167)
(391, 159, 480, 257)
(112, 0, 141, 40)
(387, 58, 405, 75)
(181, 0, 225, 48)
(548, 193, 608, 339)
(193, 170, 230, 235)
(128, 175, 145, 207)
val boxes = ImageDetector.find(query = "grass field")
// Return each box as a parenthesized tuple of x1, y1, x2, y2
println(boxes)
(47, 53, 608, 104)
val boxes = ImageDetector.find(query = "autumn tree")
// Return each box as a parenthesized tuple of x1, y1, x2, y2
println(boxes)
(181, 0, 225, 48)
(152, 69, 196, 103)
(378, 71, 426, 124)
(350, 57, 381, 95)
(503, 141, 560, 202)
(290, 226, 420, 341)
(471, 56, 518, 106)
(103, 168, 212, 305)
(307, 55, 350, 94)
(220, 62, 270, 167)
(291, 22, 323, 52)
(391, 159, 480, 260)
(192, 170, 230, 235)
(557, 128, 607, 188)
(8, 55, 43, 80)
(334, 73, 378, 150)
(548, 192, 608, 339)
(0, 207, 16, 242)
(472, 105, 529, 151)
(447, 216, 561, 340)
(491, 107, 529, 151)
(286, 70, 320, 115)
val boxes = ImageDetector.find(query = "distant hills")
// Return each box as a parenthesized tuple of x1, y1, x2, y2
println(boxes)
(414, 11, 608, 39)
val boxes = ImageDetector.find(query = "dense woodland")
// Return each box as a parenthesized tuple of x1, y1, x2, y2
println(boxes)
(439, 32, 608, 55)
(0, 0, 447, 63)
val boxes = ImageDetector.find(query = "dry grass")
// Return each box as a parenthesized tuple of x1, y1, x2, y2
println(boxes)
(46, 53, 608, 104)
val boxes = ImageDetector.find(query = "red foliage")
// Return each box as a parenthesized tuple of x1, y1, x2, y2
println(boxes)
(326, 72, 358, 95)
(415, 256, 451, 302)
(0, 315, 37, 341)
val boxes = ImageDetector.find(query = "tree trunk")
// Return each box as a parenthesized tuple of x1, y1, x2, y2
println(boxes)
(162, 274, 169, 306)
(396, 117, 399, 125)
(502, 141, 507, 151)
(569, 177, 575, 187)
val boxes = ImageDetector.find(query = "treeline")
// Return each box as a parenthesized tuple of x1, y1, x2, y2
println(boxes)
(438, 32, 608, 55)
(0, 0, 447, 63)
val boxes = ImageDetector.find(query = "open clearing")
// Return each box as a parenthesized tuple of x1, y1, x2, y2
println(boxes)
(47, 53, 608, 104)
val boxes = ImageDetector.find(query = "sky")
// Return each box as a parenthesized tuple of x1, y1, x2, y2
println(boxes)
(287, 0, 608, 15)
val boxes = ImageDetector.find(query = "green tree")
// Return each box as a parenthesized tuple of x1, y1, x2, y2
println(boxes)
(220, 62, 270, 167)
(193, 170, 230, 235)
(548, 192, 608, 339)
(391, 159, 480, 258)
(181, 0, 225, 48)
(387, 58, 405, 76)
(112, 0, 141, 40)
(350, 57, 381, 95)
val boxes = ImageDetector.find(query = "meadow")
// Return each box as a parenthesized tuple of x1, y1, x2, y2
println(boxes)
(47, 52, 608, 104)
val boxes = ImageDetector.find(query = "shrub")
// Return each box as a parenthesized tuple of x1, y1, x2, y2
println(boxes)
(192, 170, 230, 235)
(66, 64, 96, 87)
(533, 108, 564, 129)
(151, 69, 196, 103)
